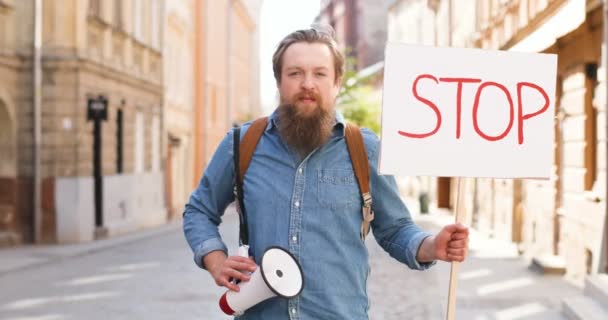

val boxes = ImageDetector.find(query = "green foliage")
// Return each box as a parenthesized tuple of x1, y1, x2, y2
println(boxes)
(338, 55, 360, 104)
(337, 56, 382, 135)
(339, 86, 381, 135)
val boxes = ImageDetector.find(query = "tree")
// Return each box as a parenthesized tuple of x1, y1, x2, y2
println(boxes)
(338, 56, 382, 135)
(339, 86, 381, 134)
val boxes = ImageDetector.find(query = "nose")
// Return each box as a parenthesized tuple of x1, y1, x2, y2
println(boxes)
(301, 75, 314, 90)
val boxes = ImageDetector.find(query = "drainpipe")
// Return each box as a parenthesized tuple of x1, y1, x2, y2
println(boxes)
(601, 0, 608, 273)
(33, 0, 42, 243)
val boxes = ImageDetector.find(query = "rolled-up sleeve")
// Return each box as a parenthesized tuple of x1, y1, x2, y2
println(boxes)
(364, 130, 436, 270)
(183, 130, 235, 269)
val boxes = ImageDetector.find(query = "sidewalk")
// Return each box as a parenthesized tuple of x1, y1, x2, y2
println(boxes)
(412, 207, 582, 319)
(0, 220, 182, 275)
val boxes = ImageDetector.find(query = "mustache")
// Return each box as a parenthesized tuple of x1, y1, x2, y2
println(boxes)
(294, 91, 322, 101)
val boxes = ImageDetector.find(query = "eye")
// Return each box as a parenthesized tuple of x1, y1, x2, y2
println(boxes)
(288, 71, 301, 77)
(315, 72, 327, 77)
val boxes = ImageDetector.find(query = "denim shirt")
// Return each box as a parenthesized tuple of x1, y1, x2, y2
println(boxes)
(183, 111, 435, 320)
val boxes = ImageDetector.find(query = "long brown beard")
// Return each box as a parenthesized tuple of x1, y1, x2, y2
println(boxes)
(276, 98, 335, 158)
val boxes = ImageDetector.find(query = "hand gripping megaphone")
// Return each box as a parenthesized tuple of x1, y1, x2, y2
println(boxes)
(219, 246, 304, 316)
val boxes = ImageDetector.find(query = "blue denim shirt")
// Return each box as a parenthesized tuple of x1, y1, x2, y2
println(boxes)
(183, 111, 435, 320)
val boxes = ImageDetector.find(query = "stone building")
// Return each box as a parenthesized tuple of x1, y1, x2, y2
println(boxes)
(317, 0, 393, 70)
(470, 0, 605, 284)
(163, 0, 194, 219)
(0, 0, 263, 245)
(0, 0, 166, 244)
(165, 0, 262, 218)
(388, 0, 608, 289)
(192, 0, 262, 183)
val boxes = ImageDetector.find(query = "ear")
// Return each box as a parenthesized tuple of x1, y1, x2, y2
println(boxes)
(333, 77, 343, 98)
(334, 76, 343, 89)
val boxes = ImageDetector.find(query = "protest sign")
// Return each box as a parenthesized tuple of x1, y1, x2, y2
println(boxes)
(379, 44, 557, 179)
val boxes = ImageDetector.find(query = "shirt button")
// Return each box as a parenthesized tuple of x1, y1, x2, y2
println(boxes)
(291, 308, 296, 314)
(292, 236, 297, 242)
(295, 201, 300, 207)
(298, 168, 303, 174)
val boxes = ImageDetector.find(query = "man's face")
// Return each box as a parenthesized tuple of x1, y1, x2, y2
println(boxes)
(278, 42, 341, 116)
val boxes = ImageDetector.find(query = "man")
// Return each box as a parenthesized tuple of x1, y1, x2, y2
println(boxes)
(183, 26, 469, 319)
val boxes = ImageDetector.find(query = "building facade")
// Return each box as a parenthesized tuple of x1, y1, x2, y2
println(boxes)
(388, 0, 608, 283)
(163, 0, 195, 219)
(163, 0, 262, 218)
(0, 0, 166, 245)
(193, 0, 262, 183)
(470, 0, 605, 283)
(317, 0, 392, 70)
(0, 0, 264, 246)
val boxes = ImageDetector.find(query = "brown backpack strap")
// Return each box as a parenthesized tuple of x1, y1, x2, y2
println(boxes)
(345, 123, 374, 240)
(238, 117, 269, 185)
(233, 117, 268, 246)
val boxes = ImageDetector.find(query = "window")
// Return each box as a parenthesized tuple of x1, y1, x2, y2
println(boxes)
(114, 0, 124, 30)
(0, 99, 15, 176)
(151, 114, 160, 172)
(0, 0, 15, 8)
(584, 63, 597, 191)
(134, 110, 144, 173)
(150, 0, 162, 49)
(89, 0, 101, 17)
(133, 0, 143, 41)
(211, 86, 217, 123)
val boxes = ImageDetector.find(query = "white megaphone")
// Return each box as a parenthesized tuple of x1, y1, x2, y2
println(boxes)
(219, 246, 304, 316)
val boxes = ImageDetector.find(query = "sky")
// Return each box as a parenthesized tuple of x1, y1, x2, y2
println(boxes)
(259, 0, 321, 114)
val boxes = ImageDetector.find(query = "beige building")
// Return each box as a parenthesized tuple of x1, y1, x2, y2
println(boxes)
(161, 0, 263, 218)
(388, 0, 608, 288)
(470, 0, 605, 284)
(0, 0, 264, 246)
(0, 0, 166, 245)
(193, 0, 262, 182)
(163, 0, 195, 218)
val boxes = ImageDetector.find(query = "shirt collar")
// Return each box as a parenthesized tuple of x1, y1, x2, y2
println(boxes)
(267, 108, 346, 136)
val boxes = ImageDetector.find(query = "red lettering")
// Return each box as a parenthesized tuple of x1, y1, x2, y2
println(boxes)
(439, 77, 482, 139)
(472, 82, 514, 142)
(398, 74, 442, 139)
(398, 73, 549, 144)
(517, 82, 550, 145)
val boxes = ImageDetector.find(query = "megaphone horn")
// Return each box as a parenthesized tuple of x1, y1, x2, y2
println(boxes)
(219, 246, 304, 316)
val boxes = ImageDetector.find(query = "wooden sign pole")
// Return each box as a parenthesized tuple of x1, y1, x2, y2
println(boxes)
(446, 177, 466, 320)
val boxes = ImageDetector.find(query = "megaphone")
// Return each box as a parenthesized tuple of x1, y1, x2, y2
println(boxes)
(219, 246, 304, 316)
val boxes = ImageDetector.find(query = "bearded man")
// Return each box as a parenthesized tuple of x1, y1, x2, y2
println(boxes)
(183, 26, 469, 319)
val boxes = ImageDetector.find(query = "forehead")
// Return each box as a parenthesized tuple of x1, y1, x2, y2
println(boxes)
(282, 42, 334, 70)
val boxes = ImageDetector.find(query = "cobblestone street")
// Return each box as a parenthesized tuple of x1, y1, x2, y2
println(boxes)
(0, 206, 582, 320)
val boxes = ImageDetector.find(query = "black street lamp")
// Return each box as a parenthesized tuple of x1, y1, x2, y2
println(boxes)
(87, 95, 108, 238)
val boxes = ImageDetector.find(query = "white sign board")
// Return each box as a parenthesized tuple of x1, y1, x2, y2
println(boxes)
(379, 44, 557, 178)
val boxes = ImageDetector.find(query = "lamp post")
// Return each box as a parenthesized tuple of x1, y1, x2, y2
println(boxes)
(87, 95, 108, 238)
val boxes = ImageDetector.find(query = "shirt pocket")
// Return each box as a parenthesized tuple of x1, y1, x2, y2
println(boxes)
(317, 168, 360, 209)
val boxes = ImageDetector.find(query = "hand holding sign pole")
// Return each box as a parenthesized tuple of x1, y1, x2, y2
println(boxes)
(379, 44, 557, 319)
